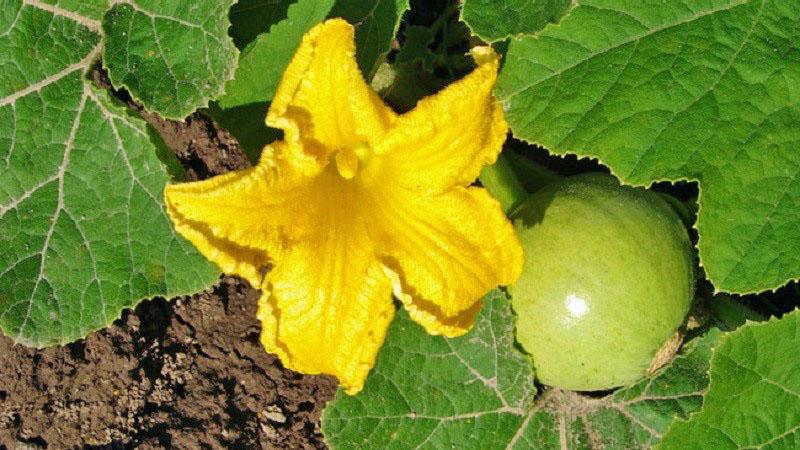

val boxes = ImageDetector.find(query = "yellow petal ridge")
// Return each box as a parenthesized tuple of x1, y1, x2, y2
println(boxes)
(255, 178, 395, 394)
(267, 18, 396, 175)
(335, 147, 358, 180)
(165, 169, 272, 287)
(377, 187, 523, 336)
(369, 45, 508, 194)
(164, 142, 322, 287)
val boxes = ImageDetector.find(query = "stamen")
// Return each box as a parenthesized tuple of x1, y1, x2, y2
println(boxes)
(336, 147, 358, 179)
(335, 142, 371, 180)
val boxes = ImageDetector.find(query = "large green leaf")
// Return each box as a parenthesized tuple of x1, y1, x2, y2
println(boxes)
(217, 0, 336, 109)
(322, 291, 721, 449)
(102, 0, 239, 119)
(660, 310, 800, 449)
(460, 0, 572, 42)
(0, 0, 219, 346)
(322, 291, 537, 449)
(496, 0, 800, 294)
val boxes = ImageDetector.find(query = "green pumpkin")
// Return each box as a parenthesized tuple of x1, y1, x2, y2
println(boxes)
(510, 173, 694, 391)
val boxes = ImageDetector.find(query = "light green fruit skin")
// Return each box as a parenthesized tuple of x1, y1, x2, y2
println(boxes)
(509, 173, 694, 391)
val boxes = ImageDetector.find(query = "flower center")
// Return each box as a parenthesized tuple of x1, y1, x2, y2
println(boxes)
(335, 142, 371, 180)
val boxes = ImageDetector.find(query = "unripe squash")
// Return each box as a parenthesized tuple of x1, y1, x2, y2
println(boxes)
(509, 173, 694, 391)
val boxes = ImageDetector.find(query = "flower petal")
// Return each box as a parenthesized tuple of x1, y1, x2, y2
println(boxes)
(377, 186, 523, 337)
(164, 143, 316, 287)
(257, 210, 394, 394)
(268, 18, 396, 166)
(372, 47, 508, 193)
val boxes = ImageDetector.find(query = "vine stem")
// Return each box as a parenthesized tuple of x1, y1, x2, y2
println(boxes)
(480, 151, 561, 214)
(479, 153, 527, 213)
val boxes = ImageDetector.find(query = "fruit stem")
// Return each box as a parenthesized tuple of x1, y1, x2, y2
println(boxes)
(480, 151, 561, 213)
(480, 153, 529, 213)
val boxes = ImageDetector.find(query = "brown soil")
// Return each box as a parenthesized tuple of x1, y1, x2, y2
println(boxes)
(0, 72, 338, 449)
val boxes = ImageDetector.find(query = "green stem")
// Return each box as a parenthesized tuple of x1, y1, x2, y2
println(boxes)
(479, 153, 532, 213)
(480, 151, 562, 214)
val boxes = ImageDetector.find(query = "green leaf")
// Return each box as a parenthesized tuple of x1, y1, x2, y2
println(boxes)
(38, 0, 107, 20)
(659, 310, 800, 449)
(322, 291, 537, 449)
(496, 1, 800, 294)
(102, 0, 239, 119)
(330, 0, 411, 79)
(373, 58, 447, 113)
(229, 0, 293, 50)
(217, 0, 336, 109)
(460, 0, 572, 42)
(0, 1, 219, 346)
(321, 291, 721, 449)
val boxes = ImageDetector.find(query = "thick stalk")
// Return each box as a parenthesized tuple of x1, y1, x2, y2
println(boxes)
(480, 151, 561, 213)
(479, 153, 529, 213)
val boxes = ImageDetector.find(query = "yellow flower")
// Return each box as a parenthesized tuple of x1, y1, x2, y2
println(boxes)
(164, 19, 523, 394)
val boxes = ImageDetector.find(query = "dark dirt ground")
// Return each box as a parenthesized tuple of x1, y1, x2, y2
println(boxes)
(0, 69, 338, 449)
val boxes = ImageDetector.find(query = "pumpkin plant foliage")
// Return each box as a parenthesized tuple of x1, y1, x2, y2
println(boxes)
(1, 0, 799, 448)
(102, 0, 239, 119)
(0, 0, 226, 345)
(461, 0, 572, 42)
(496, 0, 800, 294)
(660, 309, 800, 450)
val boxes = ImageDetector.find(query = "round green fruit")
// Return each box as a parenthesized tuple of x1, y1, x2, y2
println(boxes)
(509, 173, 694, 391)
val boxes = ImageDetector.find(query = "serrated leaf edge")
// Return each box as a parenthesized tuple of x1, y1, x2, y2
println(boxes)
(100, 0, 240, 120)
(459, 0, 578, 43)
(1, 2, 222, 346)
(654, 311, 799, 449)
(497, 0, 799, 295)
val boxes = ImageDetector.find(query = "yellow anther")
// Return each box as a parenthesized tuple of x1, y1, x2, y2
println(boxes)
(335, 142, 371, 180)
(336, 147, 359, 179)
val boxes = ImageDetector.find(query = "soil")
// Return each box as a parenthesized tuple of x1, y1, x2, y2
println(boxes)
(0, 69, 338, 449)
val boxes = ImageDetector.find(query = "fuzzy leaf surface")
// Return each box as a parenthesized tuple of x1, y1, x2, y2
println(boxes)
(38, 0, 107, 20)
(102, 0, 239, 119)
(461, 0, 572, 42)
(322, 291, 719, 449)
(496, 0, 800, 294)
(0, 0, 219, 346)
(660, 310, 800, 449)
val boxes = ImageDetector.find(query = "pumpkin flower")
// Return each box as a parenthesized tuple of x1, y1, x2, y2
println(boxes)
(164, 19, 523, 394)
